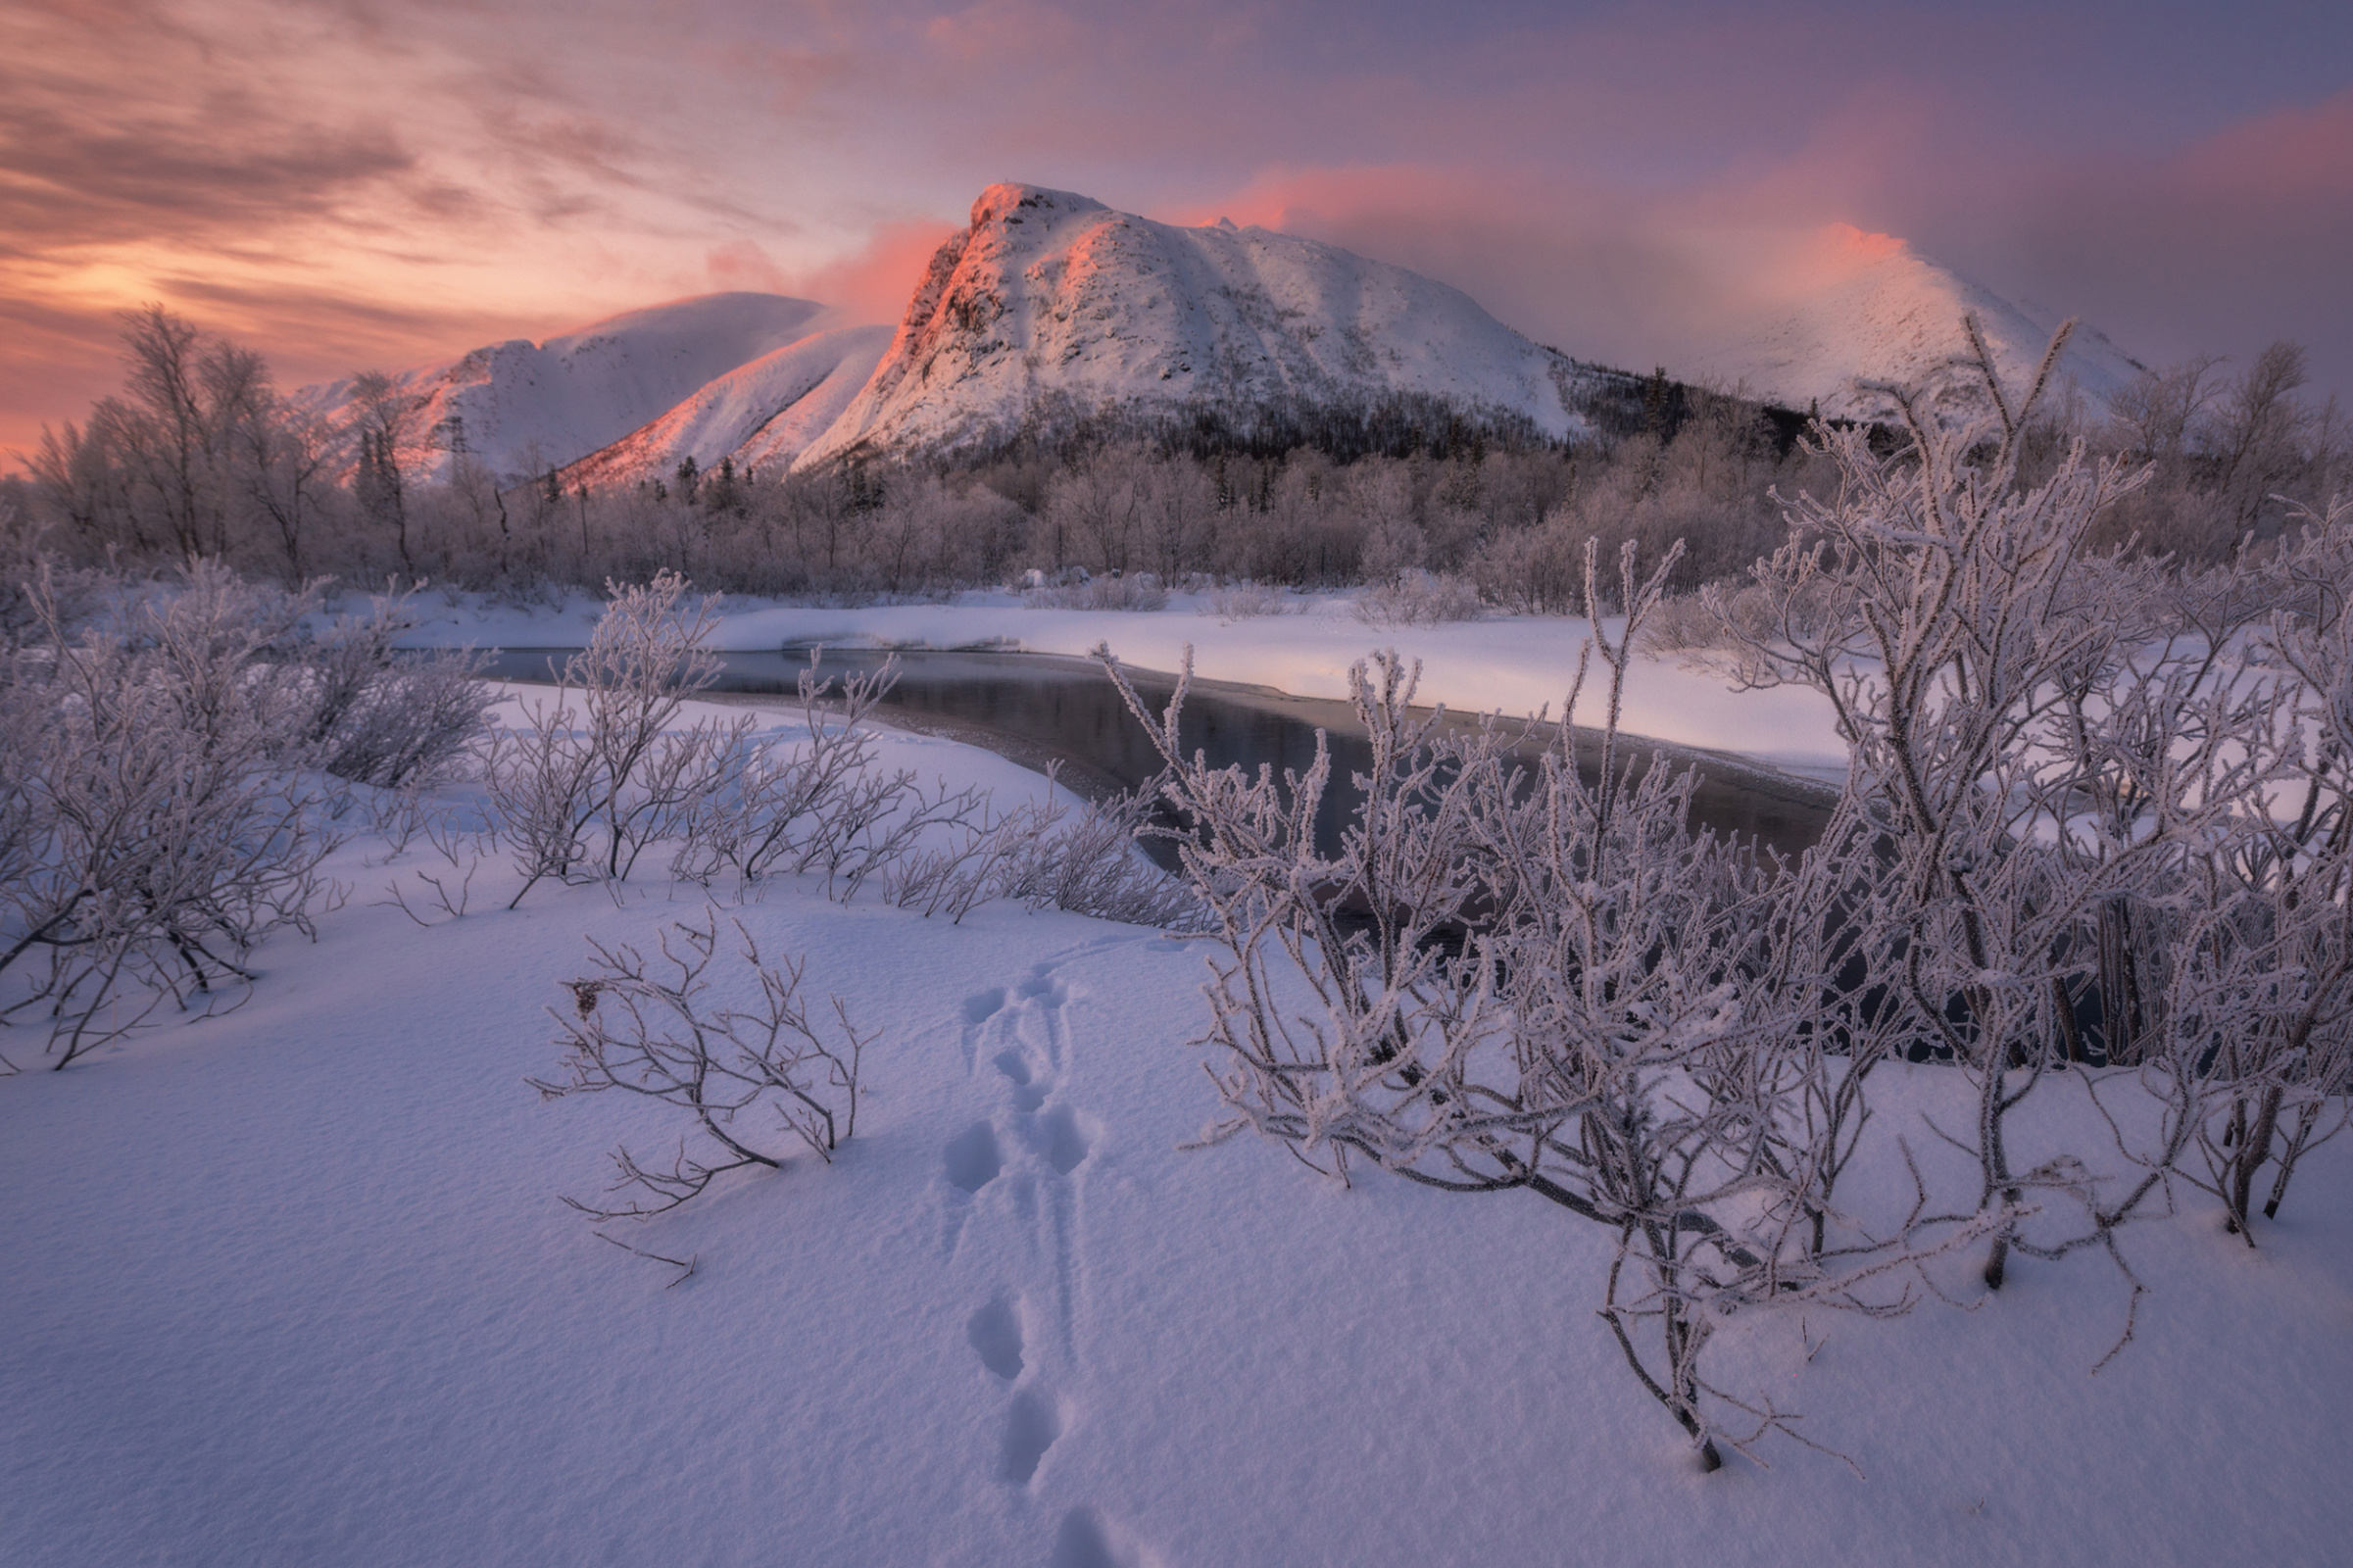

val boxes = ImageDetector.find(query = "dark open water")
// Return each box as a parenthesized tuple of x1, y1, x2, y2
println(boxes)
(478, 646, 1836, 859)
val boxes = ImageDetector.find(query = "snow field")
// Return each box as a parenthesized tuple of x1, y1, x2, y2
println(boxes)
(4, 688, 2348, 1567)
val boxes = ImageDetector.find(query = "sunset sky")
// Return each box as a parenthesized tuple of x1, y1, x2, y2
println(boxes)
(4, 0, 2348, 458)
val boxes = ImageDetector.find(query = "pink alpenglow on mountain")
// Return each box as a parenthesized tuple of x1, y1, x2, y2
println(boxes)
(791, 183, 1592, 467)
(298, 293, 834, 483)
(1667, 222, 2145, 418)
(561, 323, 893, 488)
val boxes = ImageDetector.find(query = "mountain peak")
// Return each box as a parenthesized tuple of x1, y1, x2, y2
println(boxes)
(793, 183, 1586, 468)
(968, 183, 1106, 230)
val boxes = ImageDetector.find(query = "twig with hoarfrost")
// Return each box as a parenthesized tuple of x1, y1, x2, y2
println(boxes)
(490, 571, 745, 906)
(532, 909, 875, 1220)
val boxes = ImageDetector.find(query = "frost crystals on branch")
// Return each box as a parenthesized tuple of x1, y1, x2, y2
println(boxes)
(490, 570, 748, 906)
(1102, 540, 1979, 1473)
(532, 910, 874, 1221)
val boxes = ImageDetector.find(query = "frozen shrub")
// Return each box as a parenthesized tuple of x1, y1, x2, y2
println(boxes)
(1352, 569, 1482, 626)
(674, 652, 986, 904)
(1101, 549, 1976, 1471)
(298, 583, 490, 788)
(1702, 317, 2325, 1289)
(533, 910, 875, 1220)
(490, 571, 747, 904)
(1025, 572, 1169, 612)
(1102, 318, 2350, 1472)
(885, 770, 1204, 929)
(0, 563, 334, 1066)
(1201, 581, 1299, 618)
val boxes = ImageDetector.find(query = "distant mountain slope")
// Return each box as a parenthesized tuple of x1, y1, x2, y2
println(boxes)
(299, 293, 831, 482)
(791, 184, 1589, 469)
(1668, 225, 2144, 420)
(559, 324, 893, 489)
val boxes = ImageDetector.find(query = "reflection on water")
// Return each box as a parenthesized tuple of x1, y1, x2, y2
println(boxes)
(478, 646, 1836, 859)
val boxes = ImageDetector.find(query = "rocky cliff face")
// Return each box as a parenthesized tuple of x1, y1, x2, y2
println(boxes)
(790, 183, 1590, 468)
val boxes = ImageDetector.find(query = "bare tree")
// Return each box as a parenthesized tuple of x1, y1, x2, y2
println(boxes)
(348, 370, 428, 575)
(2211, 342, 2314, 531)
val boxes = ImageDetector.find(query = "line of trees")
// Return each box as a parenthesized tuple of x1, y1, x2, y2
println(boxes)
(9, 306, 2345, 609)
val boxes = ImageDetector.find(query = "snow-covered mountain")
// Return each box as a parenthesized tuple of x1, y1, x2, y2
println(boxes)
(298, 293, 833, 483)
(789, 183, 1590, 469)
(559, 323, 893, 489)
(299, 194, 2149, 490)
(1665, 224, 2144, 420)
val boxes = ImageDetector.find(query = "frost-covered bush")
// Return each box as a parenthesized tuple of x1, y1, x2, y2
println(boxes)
(1701, 318, 2346, 1283)
(298, 584, 489, 788)
(1352, 569, 1482, 626)
(885, 772, 1204, 929)
(1106, 318, 2353, 1473)
(674, 652, 982, 904)
(491, 571, 747, 904)
(1024, 572, 1169, 612)
(1103, 549, 1969, 1471)
(1200, 581, 1299, 618)
(0, 563, 337, 1066)
(534, 910, 874, 1224)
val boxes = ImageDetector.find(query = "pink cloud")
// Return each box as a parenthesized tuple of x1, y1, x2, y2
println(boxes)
(774, 219, 962, 326)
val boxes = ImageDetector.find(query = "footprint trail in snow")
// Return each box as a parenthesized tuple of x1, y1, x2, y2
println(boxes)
(940, 943, 1157, 1562)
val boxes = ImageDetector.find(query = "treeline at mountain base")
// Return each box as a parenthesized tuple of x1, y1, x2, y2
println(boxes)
(9, 307, 2344, 613)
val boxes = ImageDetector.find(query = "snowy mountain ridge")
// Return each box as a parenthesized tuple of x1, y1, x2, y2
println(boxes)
(790, 183, 1592, 469)
(557, 323, 894, 490)
(1665, 223, 2145, 420)
(295, 293, 835, 485)
(296, 189, 2149, 488)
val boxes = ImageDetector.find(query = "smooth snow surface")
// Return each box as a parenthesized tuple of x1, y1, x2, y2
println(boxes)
(562, 323, 895, 488)
(297, 294, 833, 483)
(1669, 224, 2143, 420)
(4, 686, 2347, 1567)
(794, 184, 1590, 468)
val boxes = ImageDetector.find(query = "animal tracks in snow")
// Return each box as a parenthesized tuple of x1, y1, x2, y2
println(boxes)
(1051, 1507, 1161, 1568)
(994, 1049, 1047, 1112)
(942, 947, 1159, 1564)
(999, 1387, 1066, 1484)
(945, 1121, 1005, 1195)
(967, 1297, 1025, 1381)
(1036, 1102, 1094, 1175)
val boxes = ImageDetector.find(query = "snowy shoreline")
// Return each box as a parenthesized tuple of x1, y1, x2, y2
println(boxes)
(392, 587, 1855, 783)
